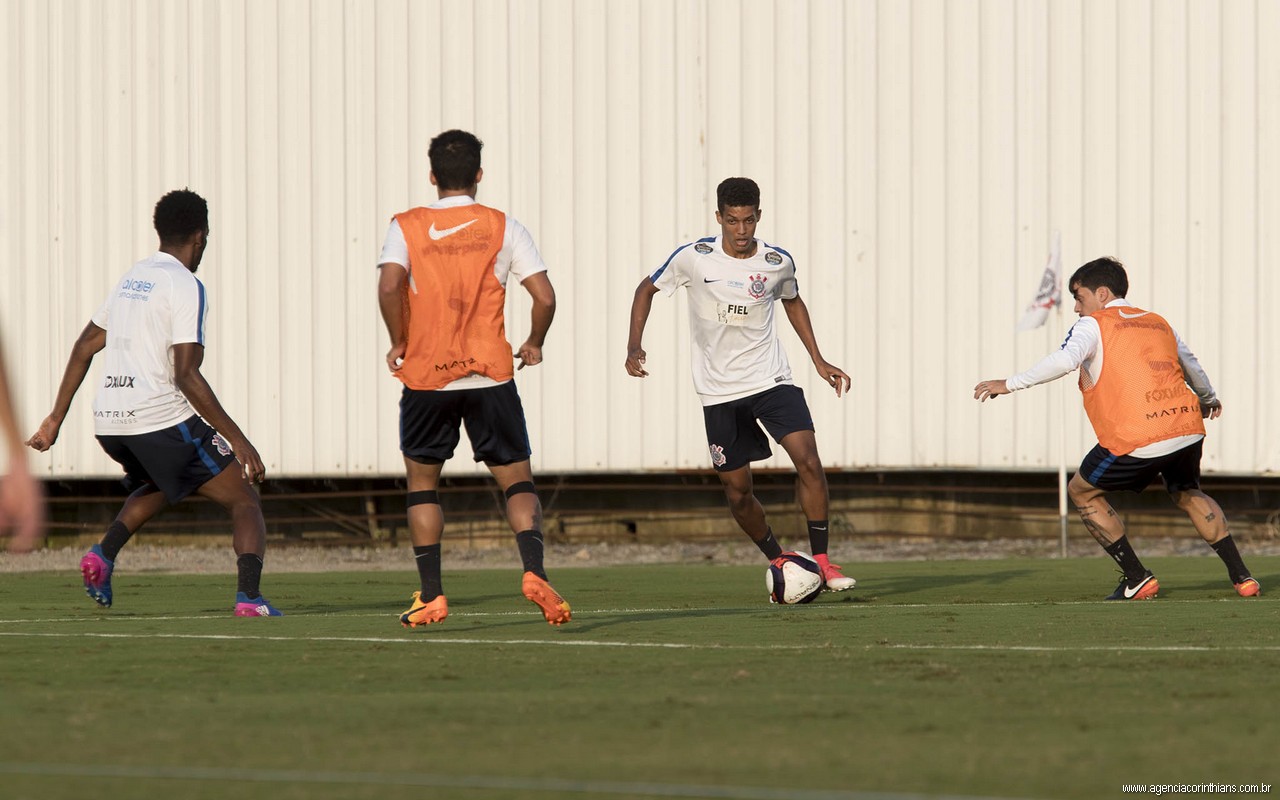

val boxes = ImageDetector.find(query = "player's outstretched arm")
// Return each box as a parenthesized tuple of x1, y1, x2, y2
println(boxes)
(26, 321, 106, 452)
(172, 343, 266, 483)
(516, 272, 556, 370)
(625, 279, 660, 378)
(780, 295, 849, 397)
(973, 380, 1011, 402)
(1, 336, 46, 552)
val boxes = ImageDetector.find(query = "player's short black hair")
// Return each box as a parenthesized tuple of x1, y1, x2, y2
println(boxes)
(1069, 257, 1129, 298)
(429, 130, 484, 191)
(716, 177, 761, 212)
(153, 189, 209, 245)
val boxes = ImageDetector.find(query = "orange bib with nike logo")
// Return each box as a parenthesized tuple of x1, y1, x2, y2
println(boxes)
(1080, 306, 1205, 455)
(394, 204, 512, 390)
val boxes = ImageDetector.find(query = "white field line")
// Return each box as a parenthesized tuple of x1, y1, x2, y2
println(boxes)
(1, 629, 1277, 653)
(0, 630, 809, 650)
(0, 596, 1260, 626)
(0, 760, 1032, 800)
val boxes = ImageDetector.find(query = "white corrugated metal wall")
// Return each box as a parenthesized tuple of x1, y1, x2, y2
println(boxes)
(2, 0, 1277, 478)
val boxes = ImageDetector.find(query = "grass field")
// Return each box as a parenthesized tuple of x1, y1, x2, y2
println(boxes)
(1, 555, 1278, 800)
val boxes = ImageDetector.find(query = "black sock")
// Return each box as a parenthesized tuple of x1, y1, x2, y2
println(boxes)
(515, 530, 546, 579)
(236, 554, 264, 599)
(1210, 535, 1250, 584)
(753, 527, 784, 561)
(413, 544, 443, 600)
(100, 521, 133, 562)
(807, 519, 829, 557)
(1103, 536, 1148, 581)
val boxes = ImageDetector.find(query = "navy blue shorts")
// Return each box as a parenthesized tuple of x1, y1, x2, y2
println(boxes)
(1077, 438, 1204, 494)
(96, 415, 237, 504)
(702, 384, 814, 472)
(400, 381, 531, 466)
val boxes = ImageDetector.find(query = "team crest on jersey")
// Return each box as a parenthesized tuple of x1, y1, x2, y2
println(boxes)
(211, 434, 232, 457)
(747, 274, 768, 299)
(764, 251, 782, 265)
(695, 242, 714, 254)
(709, 444, 727, 468)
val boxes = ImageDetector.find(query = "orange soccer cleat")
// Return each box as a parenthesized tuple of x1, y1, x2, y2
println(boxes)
(1105, 571, 1159, 601)
(1234, 577, 1261, 598)
(400, 591, 449, 627)
(521, 572, 572, 626)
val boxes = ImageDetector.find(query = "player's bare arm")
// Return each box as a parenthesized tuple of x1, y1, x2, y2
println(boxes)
(1, 337, 46, 552)
(625, 278, 660, 378)
(376, 262, 408, 373)
(973, 380, 1011, 402)
(26, 321, 107, 452)
(172, 343, 266, 483)
(516, 272, 556, 370)
(780, 295, 849, 397)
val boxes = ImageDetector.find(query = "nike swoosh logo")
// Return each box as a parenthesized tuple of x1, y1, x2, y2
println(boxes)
(1117, 309, 1150, 319)
(428, 219, 478, 240)
(1123, 576, 1153, 598)
(703, 278, 723, 283)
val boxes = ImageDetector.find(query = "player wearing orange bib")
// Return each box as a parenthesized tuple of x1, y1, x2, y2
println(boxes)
(377, 130, 570, 627)
(975, 257, 1258, 600)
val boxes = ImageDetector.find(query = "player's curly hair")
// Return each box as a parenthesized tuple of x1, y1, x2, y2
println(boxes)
(153, 189, 209, 245)
(429, 130, 484, 191)
(716, 177, 760, 212)
(1069, 257, 1129, 298)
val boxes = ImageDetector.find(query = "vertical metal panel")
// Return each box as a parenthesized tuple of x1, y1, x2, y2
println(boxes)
(943, 0, 984, 469)
(1259, 0, 1280, 473)
(911, 0, 947, 467)
(976, 0, 1018, 469)
(3, 0, 1278, 479)
(1012, 0, 1051, 470)
(1218, 0, 1259, 472)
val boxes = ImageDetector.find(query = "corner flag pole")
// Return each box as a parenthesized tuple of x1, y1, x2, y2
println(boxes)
(1057, 308, 1068, 558)
(1017, 231, 1067, 557)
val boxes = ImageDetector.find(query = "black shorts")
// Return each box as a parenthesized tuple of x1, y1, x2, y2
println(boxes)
(96, 415, 237, 504)
(1077, 439, 1204, 494)
(400, 381, 531, 466)
(702, 384, 814, 472)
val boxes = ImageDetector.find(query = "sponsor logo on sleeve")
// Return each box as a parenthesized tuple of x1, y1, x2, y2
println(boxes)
(764, 251, 782, 265)
(694, 243, 714, 254)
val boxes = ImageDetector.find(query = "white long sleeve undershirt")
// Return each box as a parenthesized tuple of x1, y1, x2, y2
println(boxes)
(1005, 299, 1217, 458)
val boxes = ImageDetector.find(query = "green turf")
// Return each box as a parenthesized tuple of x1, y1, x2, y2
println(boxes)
(1, 556, 1277, 800)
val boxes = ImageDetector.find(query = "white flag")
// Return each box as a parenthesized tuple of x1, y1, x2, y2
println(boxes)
(1016, 231, 1062, 332)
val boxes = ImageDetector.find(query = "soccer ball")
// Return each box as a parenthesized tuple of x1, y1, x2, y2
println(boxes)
(766, 551, 824, 605)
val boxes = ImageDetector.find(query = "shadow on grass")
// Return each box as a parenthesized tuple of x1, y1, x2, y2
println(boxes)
(857, 567, 1039, 599)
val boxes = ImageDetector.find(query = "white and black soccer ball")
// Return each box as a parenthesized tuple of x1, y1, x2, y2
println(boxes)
(766, 551, 824, 605)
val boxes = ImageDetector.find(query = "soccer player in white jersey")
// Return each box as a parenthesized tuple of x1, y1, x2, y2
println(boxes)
(26, 190, 282, 616)
(975, 257, 1258, 600)
(626, 177, 856, 593)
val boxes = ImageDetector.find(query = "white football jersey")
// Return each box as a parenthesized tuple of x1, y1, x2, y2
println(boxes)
(650, 235, 798, 405)
(90, 252, 205, 435)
